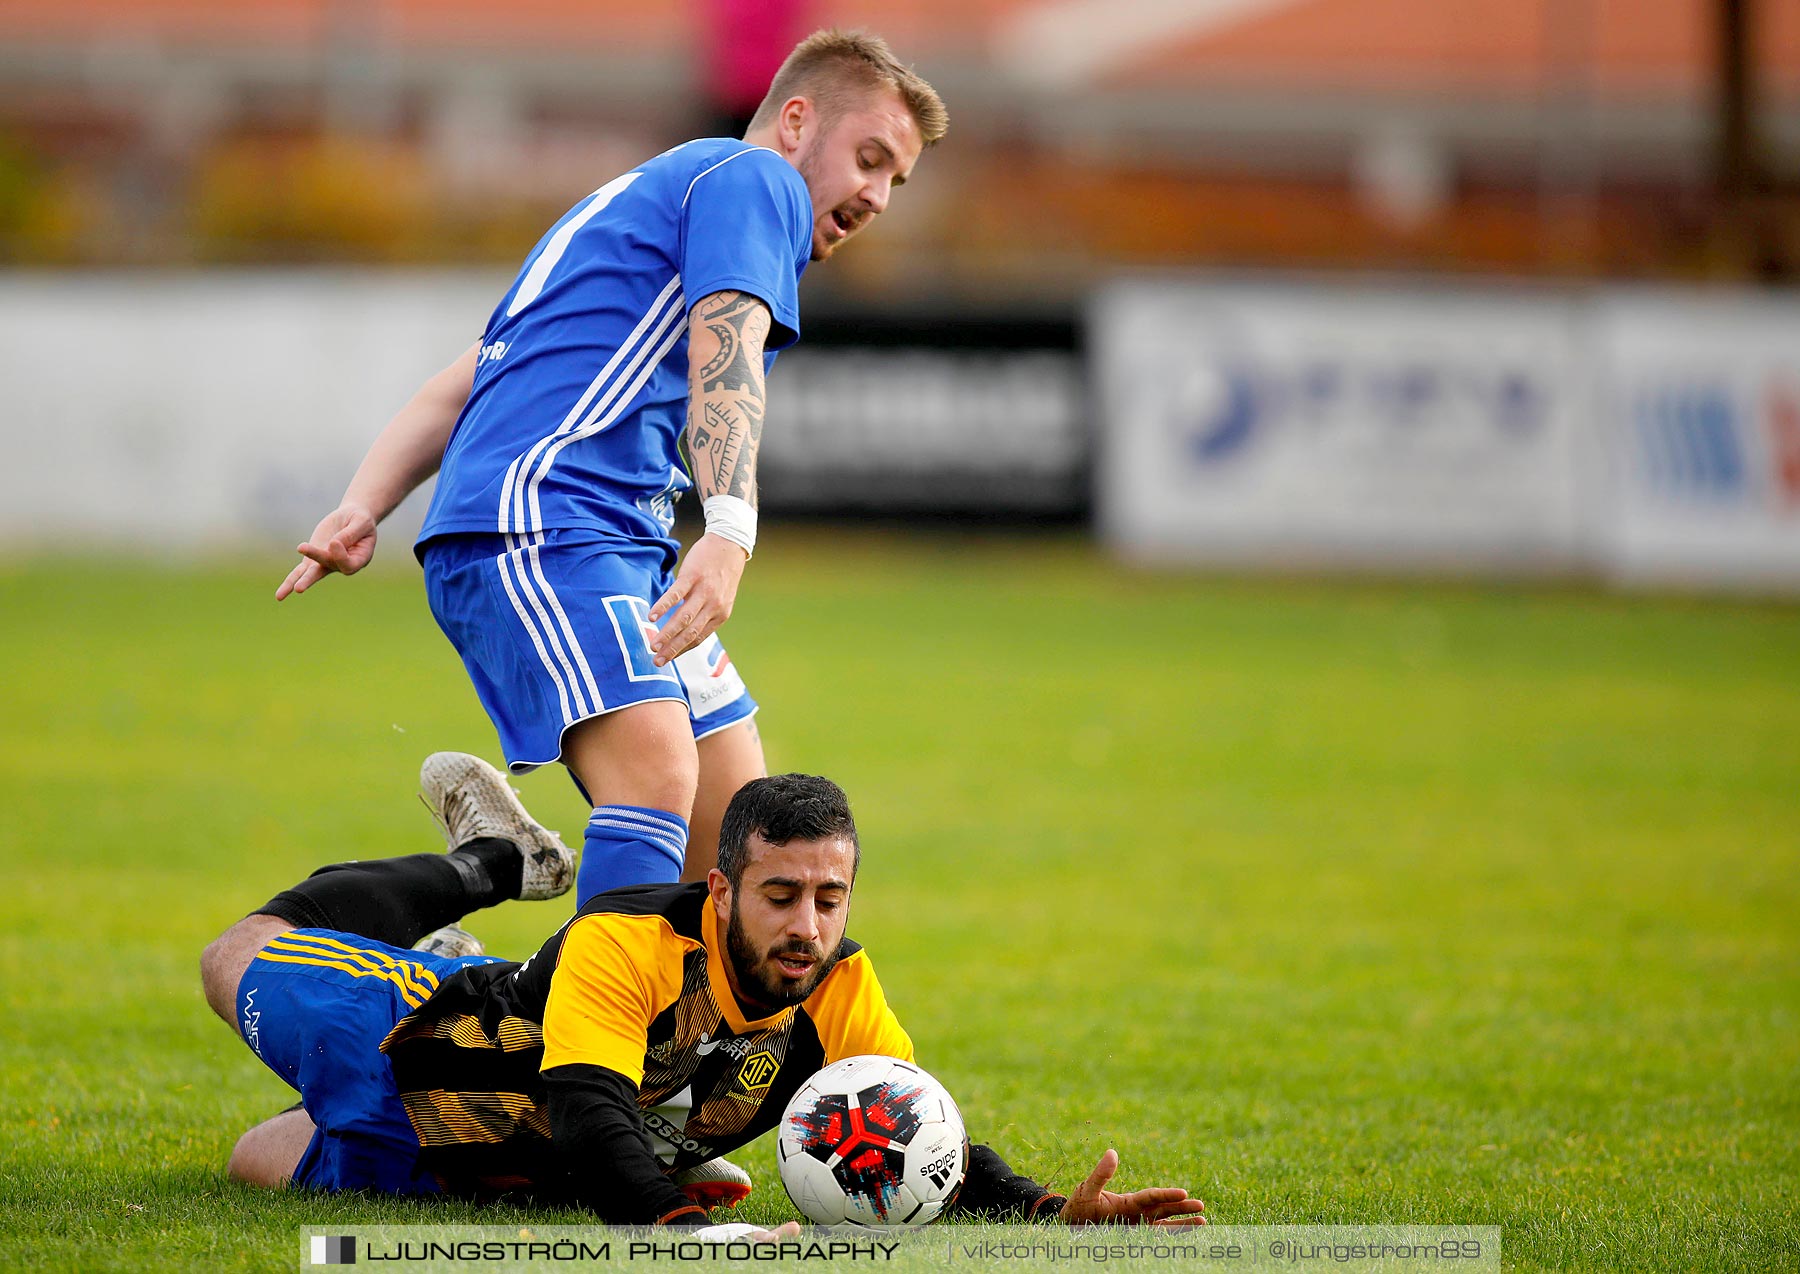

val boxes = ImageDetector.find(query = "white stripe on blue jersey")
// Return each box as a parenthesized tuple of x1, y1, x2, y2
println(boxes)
(418, 139, 812, 562)
(504, 274, 686, 536)
(515, 287, 691, 536)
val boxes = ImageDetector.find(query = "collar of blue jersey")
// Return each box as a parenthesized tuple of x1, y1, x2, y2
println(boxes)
(702, 899, 800, 1036)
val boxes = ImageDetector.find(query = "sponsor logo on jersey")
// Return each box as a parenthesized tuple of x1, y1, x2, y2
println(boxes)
(697, 1029, 752, 1060)
(602, 595, 679, 683)
(241, 987, 263, 1058)
(638, 467, 689, 534)
(641, 1107, 713, 1160)
(478, 339, 509, 365)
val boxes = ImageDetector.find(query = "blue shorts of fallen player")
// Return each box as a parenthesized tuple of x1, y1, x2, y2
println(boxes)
(235, 929, 496, 1193)
(421, 530, 756, 773)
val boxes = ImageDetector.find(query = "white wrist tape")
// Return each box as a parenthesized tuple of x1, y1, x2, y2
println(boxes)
(702, 495, 757, 559)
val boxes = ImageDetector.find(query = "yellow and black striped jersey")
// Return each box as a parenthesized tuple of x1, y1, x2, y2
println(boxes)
(380, 881, 912, 1199)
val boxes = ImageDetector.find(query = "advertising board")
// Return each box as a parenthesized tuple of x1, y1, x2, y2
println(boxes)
(1596, 290, 1800, 587)
(1094, 279, 1594, 571)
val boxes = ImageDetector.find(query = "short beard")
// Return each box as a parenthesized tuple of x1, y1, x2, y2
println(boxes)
(796, 134, 836, 262)
(726, 895, 841, 1012)
(796, 129, 827, 190)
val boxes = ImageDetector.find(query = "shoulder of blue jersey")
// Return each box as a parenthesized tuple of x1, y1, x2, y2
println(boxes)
(664, 140, 811, 266)
(672, 141, 807, 210)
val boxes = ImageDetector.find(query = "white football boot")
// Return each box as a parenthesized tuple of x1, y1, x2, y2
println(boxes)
(419, 752, 575, 901)
(412, 924, 486, 959)
(672, 1157, 753, 1209)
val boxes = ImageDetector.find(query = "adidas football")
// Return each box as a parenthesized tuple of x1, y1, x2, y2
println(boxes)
(776, 1055, 968, 1228)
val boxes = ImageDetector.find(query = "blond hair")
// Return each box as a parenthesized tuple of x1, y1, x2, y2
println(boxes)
(749, 29, 948, 147)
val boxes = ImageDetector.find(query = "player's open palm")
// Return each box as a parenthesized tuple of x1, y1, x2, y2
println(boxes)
(647, 533, 746, 666)
(1059, 1148, 1207, 1226)
(277, 505, 378, 600)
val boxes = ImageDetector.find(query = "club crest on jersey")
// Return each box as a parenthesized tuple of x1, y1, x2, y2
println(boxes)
(739, 1050, 779, 1093)
(636, 466, 689, 535)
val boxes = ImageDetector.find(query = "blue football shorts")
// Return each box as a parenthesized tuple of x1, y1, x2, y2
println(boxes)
(235, 928, 498, 1193)
(421, 530, 757, 773)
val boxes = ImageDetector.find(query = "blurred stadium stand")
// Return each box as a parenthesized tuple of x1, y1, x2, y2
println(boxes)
(0, 2, 1796, 578)
(0, 0, 1797, 284)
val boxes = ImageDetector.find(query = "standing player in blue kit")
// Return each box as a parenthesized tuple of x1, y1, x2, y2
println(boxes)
(276, 32, 947, 905)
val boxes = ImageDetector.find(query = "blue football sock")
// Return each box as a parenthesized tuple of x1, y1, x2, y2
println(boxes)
(578, 804, 688, 906)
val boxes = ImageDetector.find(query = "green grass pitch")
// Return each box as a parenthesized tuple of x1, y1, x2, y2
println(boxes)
(1, 529, 1796, 1271)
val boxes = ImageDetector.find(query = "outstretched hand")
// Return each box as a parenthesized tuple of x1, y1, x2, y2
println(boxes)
(1058, 1149, 1207, 1227)
(276, 505, 378, 600)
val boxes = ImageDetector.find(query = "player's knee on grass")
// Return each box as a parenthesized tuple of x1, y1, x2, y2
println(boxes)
(228, 1107, 314, 1188)
(200, 914, 295, 1027)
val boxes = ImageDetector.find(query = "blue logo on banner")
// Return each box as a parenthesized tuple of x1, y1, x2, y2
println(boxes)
(1189, 369, 1258, 462)
(1176, 357, 1549, 467)
(1633, 384, 1749, 501)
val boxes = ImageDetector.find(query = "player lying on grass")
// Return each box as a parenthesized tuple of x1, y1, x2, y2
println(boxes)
(199, 755, 1207, 1228)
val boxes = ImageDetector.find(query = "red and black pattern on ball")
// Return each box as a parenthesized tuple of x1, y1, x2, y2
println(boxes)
(791, 1081, 927, 1220)
(854, 1080, 926, 1145)
(788, 1092, 853, 1160)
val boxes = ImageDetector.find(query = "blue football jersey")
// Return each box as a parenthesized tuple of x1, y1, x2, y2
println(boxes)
(417, 139, 812, 557)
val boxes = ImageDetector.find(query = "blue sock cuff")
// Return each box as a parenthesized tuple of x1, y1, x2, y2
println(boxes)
(587, 805, 688, 869)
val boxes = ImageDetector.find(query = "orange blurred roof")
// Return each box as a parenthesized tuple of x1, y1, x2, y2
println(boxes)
(1110, 0, 1800, 97)
(0, 0, 1793, 102)
(0, 0, 691, 51)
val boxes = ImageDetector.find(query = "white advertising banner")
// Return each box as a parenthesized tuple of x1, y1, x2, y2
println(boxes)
(1094, 280, 1593, 571)
(0, 271, 504, 549)
(0, 275, 1086, 549)
(9, 271, 1800, 591)
(1596, 289, 1800, 588)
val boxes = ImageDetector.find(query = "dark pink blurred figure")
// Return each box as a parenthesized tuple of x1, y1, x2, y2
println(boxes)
(699, 0, 815, 138)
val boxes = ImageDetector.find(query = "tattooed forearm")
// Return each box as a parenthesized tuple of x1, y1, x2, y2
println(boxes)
(687, 290, 770, 507)
(703, 403, 747, 491)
